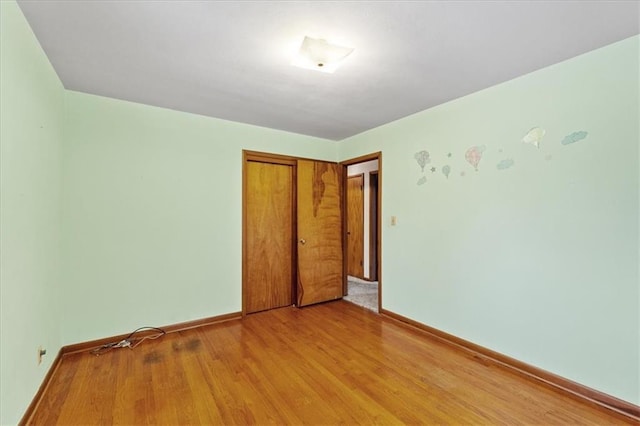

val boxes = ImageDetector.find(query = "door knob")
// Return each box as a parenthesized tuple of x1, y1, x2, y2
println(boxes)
(299, 238, 306, 245)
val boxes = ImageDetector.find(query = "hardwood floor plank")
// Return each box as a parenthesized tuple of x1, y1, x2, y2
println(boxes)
(27, 301, 635, 425)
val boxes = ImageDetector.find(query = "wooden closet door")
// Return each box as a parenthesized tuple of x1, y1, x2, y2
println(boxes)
(245, 160, 294, 313)
(347, 174, 364, 278)
(296, 159, 343, 307)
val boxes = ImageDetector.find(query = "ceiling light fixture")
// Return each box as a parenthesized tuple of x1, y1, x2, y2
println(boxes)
(291, 36, 354, 74)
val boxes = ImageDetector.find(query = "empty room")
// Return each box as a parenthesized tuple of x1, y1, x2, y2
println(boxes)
(1, 1, 639, 424)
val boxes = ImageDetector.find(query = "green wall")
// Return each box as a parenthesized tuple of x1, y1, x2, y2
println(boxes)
(61, 91, 337, 345)
(339, 36, 640, 404)
(2, 3, 337, 422)
(2, 0, 638, 421)
(0, 2, 65, 424)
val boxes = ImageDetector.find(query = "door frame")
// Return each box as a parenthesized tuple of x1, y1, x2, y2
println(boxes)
(340, 152, 382, 312)
(369, 170, 379, 281)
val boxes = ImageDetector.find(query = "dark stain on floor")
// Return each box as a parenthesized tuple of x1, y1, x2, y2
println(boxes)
(172, 338, 202, 353)
(143, 351, 163, 364)
(186, 338, 201, 352)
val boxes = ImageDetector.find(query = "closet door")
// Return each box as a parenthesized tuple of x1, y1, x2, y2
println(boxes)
(244, 159, 295, 314)
(296, 159, 343, 307)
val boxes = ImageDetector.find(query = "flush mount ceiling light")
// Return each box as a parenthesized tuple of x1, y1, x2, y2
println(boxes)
(291, 36, 354, 73)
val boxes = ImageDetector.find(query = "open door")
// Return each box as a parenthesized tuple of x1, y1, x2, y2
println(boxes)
(296, 159, 343, 307)
(347, 174, 364, 278)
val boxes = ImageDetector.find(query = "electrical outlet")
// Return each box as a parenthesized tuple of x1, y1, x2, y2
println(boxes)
(38, 346, 46, 365)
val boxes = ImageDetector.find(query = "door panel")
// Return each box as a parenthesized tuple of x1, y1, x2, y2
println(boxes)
(347, 175, 364, 278)
(245, 161, 294, 313)
(296, 160, 343, 307)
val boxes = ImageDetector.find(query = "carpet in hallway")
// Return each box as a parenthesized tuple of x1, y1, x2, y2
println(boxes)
(343, 280, 378, 312)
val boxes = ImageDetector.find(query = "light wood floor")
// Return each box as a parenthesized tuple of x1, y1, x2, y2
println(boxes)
(29, 301, 633, 425)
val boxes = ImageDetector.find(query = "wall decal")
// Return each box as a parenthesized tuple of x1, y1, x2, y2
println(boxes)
(414, 150, 430, 172)
(465, 145, 485, 171)
(522, 127, 545, 149)
(496, 158, 515, 170)
(561, 131, 588, 145)
(411, 127, 590, 186)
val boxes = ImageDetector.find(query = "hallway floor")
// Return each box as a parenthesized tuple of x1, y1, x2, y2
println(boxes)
(343, 276, 378, 312)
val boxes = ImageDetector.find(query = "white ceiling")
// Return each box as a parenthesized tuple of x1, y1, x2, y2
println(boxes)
(17, 1, 640, 141)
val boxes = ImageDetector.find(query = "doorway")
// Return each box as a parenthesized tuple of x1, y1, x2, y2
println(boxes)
(341, 153, 381, 313)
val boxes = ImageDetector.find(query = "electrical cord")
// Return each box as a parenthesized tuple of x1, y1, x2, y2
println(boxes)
(90, 326, 166, 355)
